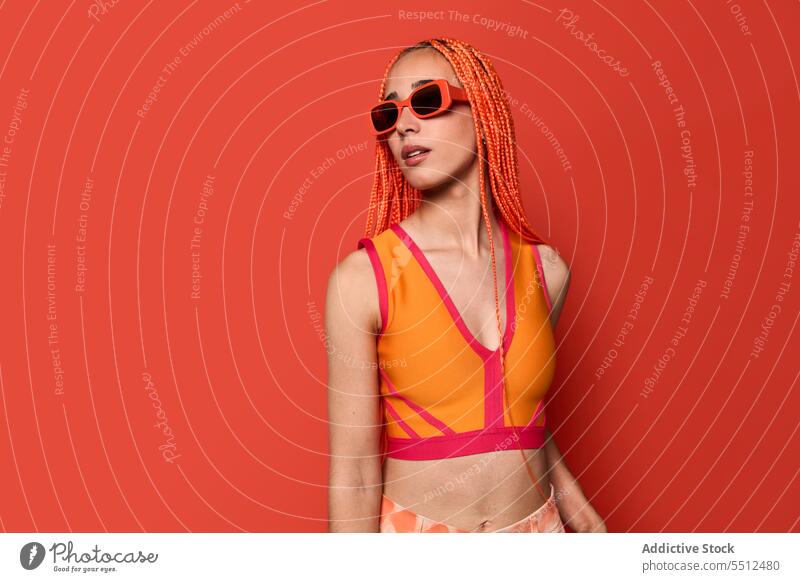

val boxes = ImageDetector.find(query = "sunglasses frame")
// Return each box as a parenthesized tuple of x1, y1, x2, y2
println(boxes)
(369, 79, 469, 136)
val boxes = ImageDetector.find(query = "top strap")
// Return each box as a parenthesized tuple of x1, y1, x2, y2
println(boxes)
(357, 237, 389, 335)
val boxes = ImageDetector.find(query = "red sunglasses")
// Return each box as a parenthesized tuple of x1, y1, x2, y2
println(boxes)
(369, 79, 469, 136)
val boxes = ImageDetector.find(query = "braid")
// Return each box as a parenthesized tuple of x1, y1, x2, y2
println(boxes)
(366, 38, 551, 502)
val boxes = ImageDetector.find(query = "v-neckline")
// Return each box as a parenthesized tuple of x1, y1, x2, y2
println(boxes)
(389, 219, 516, 359)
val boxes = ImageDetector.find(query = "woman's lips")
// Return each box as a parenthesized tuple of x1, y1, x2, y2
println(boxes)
(404, 150, 430, 167)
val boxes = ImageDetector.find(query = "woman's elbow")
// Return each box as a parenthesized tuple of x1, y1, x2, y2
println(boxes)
(328, 455, 383, 532)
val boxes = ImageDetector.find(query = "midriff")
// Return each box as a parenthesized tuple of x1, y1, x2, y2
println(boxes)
(381, 447, 551, 532)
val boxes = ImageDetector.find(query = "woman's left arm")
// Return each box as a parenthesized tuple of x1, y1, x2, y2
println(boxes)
(536, 243, 570, 330)
(538, 244, 608, 533)
(543, 430, 607, 532)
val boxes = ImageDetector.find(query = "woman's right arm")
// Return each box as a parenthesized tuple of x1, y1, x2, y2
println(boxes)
(325, 248, 384, 532)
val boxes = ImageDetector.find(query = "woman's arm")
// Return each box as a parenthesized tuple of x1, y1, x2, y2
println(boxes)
(536, 243, 570, 329)
(325, 249, 384, 532)
(544, 430, 607, 532)
(538, 244, 607, 532)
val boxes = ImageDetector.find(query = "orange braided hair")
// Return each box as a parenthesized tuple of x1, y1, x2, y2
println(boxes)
(366, 38, 553, 503)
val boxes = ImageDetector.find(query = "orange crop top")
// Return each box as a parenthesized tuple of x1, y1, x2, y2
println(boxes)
(357, 218, 557, 461)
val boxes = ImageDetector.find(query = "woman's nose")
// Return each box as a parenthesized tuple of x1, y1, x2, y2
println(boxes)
(395, 104, 419, 133)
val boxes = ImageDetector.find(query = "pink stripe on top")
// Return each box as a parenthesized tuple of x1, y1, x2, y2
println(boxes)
(358, 237, 389, 334)
(380, 368, 455, 437)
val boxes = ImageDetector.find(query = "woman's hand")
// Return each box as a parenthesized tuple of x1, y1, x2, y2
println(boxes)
(556, 490, 607, 532)
(542, 429, 608, 532)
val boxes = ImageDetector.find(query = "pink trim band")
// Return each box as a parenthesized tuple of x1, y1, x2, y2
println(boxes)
(385, 425, 547, 460)
(530, 243, 553, 313)
(357, 237, 388, 334)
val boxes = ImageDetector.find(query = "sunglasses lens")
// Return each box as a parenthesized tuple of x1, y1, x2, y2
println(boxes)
(410, 84, 443, 116)
(371, 102, 398, 133)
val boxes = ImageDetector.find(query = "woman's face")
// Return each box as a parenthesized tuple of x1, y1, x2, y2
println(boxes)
(381, 50, 477, 191)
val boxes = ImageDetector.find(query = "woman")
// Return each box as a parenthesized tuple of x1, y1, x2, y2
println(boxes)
(326, 38, 606, 533)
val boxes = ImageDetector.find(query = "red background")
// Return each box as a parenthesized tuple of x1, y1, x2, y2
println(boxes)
(0, 0, 798, 532)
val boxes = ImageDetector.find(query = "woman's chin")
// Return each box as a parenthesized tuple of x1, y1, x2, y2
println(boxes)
(401, 172, 449, 192)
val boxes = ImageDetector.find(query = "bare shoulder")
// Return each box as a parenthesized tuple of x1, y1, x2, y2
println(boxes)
(325, 246, 380, 334)
(535, 244, 571, 300)
(327, 246, 373, 293)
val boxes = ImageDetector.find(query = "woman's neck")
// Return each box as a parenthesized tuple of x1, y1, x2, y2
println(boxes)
(412, 164, 499, 258)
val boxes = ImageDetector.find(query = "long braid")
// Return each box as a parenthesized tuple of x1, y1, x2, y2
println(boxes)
(366, 38, 552, 504)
